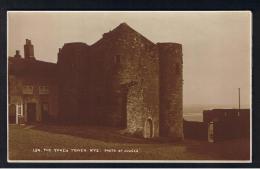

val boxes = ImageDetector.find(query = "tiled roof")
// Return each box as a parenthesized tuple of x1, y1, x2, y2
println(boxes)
(8, 57, 57, 79)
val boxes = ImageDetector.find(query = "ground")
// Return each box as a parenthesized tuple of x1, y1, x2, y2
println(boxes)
(8, 124, 250, 161)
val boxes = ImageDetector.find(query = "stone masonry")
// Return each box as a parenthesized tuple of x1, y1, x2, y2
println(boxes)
(57, 23, 183, 139)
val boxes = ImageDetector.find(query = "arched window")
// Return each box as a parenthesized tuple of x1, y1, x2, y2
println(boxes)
(144, 118, 153, 138)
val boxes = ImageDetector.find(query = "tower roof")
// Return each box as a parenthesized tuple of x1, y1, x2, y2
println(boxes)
(92, 22, 154, 47)
(111, 22, 134, 34)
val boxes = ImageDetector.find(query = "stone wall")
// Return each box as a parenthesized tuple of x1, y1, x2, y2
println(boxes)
(107, 24, 160, 137)
(57, 43, 89, 122)
(55, 23, 183, 139)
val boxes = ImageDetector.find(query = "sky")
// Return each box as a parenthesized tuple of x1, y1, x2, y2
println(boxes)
(8, 11, 251, 108)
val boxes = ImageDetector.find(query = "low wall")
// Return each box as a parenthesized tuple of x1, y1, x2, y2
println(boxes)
(214, 119, 250, 141)
(183, 120, 208, 140)
(183, 119, 250, 141)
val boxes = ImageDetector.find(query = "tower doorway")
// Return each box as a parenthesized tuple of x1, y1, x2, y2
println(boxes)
(144, 118, 153, 138)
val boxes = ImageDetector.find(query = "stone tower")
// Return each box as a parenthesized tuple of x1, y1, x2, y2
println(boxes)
(55, 23, 183, 139)
(24, 39, 35, 59)
(158, 43, 183, 140)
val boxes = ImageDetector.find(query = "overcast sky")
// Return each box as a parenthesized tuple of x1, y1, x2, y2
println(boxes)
(8, 11, 251, 108)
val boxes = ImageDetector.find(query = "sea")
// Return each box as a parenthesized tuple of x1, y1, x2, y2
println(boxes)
(183, 104, 246, 122)
(183, 112, 203, 122)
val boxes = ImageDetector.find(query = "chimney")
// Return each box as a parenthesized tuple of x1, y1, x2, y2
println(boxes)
(14, 50, 21, 58)
(24, 39, 35, 59)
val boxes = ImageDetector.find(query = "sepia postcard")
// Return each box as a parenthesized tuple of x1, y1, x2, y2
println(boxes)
(7, 11, 252, 163)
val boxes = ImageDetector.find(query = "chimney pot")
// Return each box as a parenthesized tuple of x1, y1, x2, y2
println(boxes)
(26, 39, 31, 44)
(24, 39, 35, 59)
(14, 50, 21, 58)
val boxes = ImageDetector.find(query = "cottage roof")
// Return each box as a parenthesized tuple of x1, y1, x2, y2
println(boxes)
(8, 57, 57, 79)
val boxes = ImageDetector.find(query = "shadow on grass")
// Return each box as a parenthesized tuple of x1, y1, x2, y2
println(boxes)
(29, 124, 181, 145)
(184, 138, 250, 160)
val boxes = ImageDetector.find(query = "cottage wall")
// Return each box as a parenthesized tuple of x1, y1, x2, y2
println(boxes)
(8, 71, 58, 123)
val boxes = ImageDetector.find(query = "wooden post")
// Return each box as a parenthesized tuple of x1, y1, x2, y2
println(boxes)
(21, 103, 23, 116)
(16, 104, 18, 124)
(238, 88, 240, 116)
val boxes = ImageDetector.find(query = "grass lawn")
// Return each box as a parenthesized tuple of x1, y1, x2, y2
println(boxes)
(8, 124, 250, 161)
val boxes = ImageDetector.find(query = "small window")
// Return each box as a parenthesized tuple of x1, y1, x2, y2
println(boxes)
(23, 85, 33, 94)
(115, 55, 120, 64)
(176, 63, 181, 74)
(39, 85, 49, 95)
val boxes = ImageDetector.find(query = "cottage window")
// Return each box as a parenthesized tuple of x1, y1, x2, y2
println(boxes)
(39, 85, 49, 95)
(22, 85, 33, 94)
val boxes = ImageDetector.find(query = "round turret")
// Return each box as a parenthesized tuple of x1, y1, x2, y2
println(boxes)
(157, 43, 183, 140)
